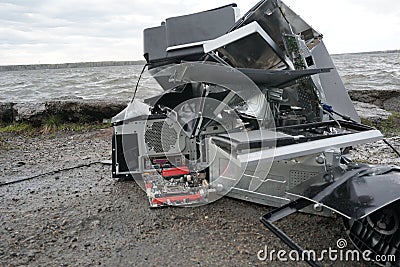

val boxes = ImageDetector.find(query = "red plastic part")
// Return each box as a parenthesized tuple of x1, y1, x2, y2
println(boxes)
(161, 166, 190, 178)
(153, 159, 168, 164)
(152, 192, 202, 205)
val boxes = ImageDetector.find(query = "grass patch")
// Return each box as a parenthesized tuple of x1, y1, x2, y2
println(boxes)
(41, 122, 111, 134)
(0, 121, 111, 136)
(383, 111, 400, 135)
(0, 122, 35, 134)
(41, 115, 63, 134)
(57, 122, 111, 132)
(38, 115, 111, 134)
(362, 111, 400, 136)
(0, 123, 36, 149)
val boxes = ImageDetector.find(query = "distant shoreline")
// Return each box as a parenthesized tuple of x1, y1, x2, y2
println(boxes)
(1, 49, 398, 72)
(331, 49, 399, 56)
(0, 60, 146, 72)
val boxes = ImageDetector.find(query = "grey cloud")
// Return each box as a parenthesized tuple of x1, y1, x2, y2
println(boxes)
(0, 0, 399, 65)
(0, 0, 194, 42)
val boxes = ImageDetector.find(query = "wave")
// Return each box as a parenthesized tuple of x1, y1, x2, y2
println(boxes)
(1, 53, 399, 103)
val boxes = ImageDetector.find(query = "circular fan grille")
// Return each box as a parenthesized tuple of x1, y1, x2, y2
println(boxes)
(144, 121, 177, 153)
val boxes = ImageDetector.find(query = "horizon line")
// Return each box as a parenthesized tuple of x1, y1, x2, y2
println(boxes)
(1, 49, 399, 68)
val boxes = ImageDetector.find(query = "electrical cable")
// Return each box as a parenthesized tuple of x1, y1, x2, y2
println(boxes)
(322, 108, 341, 129)
(131, 63, 149, 103)
(0, 160, 111, 187)
(279, 6, 294, 34)
(383, 139, 400, 158)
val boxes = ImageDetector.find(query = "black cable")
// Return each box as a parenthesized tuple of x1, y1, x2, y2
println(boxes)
(0, 161, 110, 187)
(383, 139, 400, 158)
(131, 64, 149, 103)
(279, 6, 291, 27)
(332, 110, 357, 123)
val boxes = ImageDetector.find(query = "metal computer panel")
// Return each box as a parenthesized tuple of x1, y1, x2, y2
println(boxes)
(237, 129, 382, 164)
(230, 0, 320, 50)
(207, 125, 383, 214)
(143, 118, 186, 156)
(216, 149, 333, 216)
(203, 21, 293, 69)
(312, 41, 360, 122)
(227, 155, 336, 217)
(113, 117, 186, 176)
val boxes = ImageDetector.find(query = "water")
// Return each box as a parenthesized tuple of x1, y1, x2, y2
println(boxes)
(332, 51, 400, 91)
(0, 51, 399, 103)
(0, 65, 162, 103)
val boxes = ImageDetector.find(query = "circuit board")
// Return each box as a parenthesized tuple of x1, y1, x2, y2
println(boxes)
(142, 156, 208, 208)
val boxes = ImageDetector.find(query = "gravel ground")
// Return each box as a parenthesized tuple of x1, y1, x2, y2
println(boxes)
(0, 128, 399, 267)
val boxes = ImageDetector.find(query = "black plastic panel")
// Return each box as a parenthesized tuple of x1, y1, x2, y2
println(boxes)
(165, 5, 236, 48)
(116, 133, 139, 173)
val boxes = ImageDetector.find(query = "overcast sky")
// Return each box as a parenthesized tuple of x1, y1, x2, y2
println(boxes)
(1, 0, 399, 65)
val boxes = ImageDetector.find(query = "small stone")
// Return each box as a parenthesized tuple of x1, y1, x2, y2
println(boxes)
(353, 101, 392, 123)
(23, 235, 35, 243)
(27, 250, 37, 258)
(16, 161, 26, 167)
(91, 220, 101, 228)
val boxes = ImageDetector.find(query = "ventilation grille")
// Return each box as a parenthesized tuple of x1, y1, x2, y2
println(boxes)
(289, 171, 318, 188)
(145, 121, 178, 153)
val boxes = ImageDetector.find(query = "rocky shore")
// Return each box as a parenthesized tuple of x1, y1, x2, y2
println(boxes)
(0, 90, 399, 127)
(0, 98, 128, 125)
(348, 89, 400, 113)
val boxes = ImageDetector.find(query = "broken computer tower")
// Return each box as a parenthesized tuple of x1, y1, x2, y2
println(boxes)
(111, 1, 400, 266)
